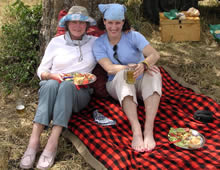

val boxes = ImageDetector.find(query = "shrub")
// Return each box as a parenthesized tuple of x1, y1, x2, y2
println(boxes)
(0, 0, 42, 90)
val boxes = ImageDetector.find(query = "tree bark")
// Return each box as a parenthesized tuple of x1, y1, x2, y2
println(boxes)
(39, 0, 113, 57)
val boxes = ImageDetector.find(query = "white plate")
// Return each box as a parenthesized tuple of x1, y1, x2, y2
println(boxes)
(63, 72, 96, 85)
(168, 127, 205, 150)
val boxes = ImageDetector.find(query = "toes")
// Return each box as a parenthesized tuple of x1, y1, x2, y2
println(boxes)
(145, 149, 152, 152)
(144, 143, 155, 152)
(143, 135, 156, 151)
(133, 146, 145, 152)
(131, 134, 145, 152)
(132, 143, 143, 152)
(137, 146, 145, 152)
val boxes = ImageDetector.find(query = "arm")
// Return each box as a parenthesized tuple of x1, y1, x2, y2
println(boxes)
(40, 72, 64, 83)
(98, 44, 160, 78)
(98, 57, 128, 75)
(37, 38, 64, 82)
(134, 45, 160, 78)
(93, 36, 128, 75)
(127, 31, 160, 77)
(142, 44, 160, 67)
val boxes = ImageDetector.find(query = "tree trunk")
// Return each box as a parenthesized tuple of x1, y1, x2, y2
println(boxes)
(39, 0, 113, 57)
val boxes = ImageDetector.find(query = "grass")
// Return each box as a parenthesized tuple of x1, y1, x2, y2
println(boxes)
(0, 0, 41, 28)
(0, 0, 220, 170)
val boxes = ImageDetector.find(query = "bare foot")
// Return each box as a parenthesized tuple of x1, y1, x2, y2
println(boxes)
(143, 133, 156, 151)
(131, 134, 145, 152)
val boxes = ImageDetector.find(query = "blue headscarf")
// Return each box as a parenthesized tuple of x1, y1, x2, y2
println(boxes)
(98, 3, 127, 20)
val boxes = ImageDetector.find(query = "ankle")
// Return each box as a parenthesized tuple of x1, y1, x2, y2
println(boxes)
(44, 140, 58, 153)
(28, 140, 40, 150)
(144, 130, 154, 138)
(143, 126, 153, 136)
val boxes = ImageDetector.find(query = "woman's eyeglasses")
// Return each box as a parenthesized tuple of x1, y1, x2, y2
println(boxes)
(113, 45, 122, 64)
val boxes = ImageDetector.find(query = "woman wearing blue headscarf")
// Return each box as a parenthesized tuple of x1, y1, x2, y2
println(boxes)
(93, 3, 162, 152)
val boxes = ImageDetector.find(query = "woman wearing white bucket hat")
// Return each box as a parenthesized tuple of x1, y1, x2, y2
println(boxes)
(20, 6, 97, 169)
(93, 3, 162, 152)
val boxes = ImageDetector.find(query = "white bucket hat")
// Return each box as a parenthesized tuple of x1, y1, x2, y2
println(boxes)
(59, 6, 96, 27)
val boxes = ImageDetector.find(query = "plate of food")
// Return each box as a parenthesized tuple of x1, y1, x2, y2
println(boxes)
(63, 72, 96, 85)
(168, 127, 205, 150)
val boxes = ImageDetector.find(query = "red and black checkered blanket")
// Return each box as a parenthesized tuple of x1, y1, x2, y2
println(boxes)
(68, 67, 220, 170)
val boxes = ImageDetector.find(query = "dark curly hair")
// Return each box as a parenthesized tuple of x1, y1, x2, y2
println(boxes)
(97, 17, 131, 32)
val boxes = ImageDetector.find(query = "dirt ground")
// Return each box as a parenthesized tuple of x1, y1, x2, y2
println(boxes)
(0, 1, 220, 170)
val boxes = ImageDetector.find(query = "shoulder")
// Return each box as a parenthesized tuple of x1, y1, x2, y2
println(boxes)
(96, 33, 107, 40)
(124, 31, 145, 39)
(87, 35, 98, 41)
(52, 34, 65, 40)
(93, 34, 108, 54)
(123, 31, 148, 44)
(44, 35, 65, 50)
(94, 33, 107, 45)
(49, 35, 65, 44)
(87, 35, 98, 44)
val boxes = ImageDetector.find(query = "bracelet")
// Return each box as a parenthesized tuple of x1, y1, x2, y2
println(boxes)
(141, 60, 149, 70)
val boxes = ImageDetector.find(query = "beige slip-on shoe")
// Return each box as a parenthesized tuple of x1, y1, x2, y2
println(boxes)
(20, 147, 39, 169)
(36, 149, 57, 170)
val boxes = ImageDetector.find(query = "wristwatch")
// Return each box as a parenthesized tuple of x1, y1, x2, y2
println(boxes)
(141, 60, 149, 71)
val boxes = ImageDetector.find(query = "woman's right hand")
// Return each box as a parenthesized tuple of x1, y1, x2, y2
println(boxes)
(41, 72, 64, 83)
(49, 73, 64, 83)
(133, 63, 144, 79)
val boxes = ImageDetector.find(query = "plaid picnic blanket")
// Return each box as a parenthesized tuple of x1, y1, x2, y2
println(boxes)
(67, 67, 220, 170)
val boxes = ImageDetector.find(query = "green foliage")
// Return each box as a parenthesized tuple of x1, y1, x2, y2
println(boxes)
(0, 0, 42, 90)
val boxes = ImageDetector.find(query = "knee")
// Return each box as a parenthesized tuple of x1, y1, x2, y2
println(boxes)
(154, 72, 162, 80)
(153, 72, 162, 84)
(116, 70, 125, 78)
(144, 72, 162, 82)
(42, 80, 59, 90)
(59, 81, 75, 90)
(114, 70, 126, 83)
(58, 81, 77, 94)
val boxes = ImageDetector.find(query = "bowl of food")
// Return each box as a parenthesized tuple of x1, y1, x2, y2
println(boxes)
(168, 127, 205, 150)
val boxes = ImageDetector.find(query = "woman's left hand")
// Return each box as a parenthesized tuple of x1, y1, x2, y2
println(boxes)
(146, 65, 160, 76)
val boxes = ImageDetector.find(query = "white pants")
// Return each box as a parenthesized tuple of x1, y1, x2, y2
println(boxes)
(106, 70, 162, 105)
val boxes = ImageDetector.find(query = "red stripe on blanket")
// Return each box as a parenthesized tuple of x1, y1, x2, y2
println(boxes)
(68, 67, 220, 170)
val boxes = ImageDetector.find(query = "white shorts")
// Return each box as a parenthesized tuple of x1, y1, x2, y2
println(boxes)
(106, 70, 162, 105)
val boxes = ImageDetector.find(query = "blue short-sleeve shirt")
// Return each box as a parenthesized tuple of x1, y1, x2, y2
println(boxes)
(93, 31, 149, 81)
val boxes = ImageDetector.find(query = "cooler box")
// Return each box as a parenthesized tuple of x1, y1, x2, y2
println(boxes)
(159, 12, 200, 42)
